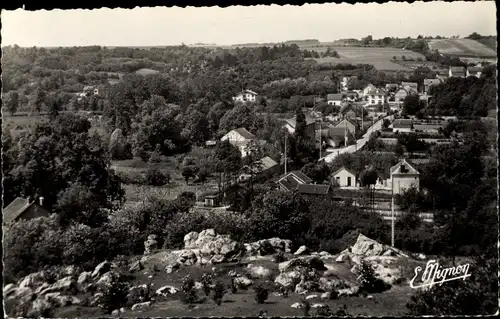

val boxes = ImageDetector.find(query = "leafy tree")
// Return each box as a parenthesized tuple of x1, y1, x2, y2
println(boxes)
(402, 94, 425, 116)
(4, 91, 19, 115)
(253, 285, 269, 304)
(212, 281, 226, 306)
(180, 275, 198, 304)
(212, 140, 242, 196)
(181, 156, 198, 185)
(218, 103, 259, 136)
(301, 162, 331, 184)
(145, 168, 170, 186)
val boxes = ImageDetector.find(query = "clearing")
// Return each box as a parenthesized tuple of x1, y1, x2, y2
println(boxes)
(428, 38, 497, 58)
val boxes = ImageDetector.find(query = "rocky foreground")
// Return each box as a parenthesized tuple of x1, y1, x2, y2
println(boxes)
(4, 230, 427, 316)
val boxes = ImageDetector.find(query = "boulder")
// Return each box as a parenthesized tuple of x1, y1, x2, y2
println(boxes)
(306, 294, 318, 300)
(111, 309, 120, 316)
(335, 254, 347, 263)
(78, 271, 92, 285)
(295, 279, 320, 295)
(177, 249, 198, 266)
(62, 265, 78, 277)
(4, 286, 34, 304)
(320, 292, 331, 299)
(274, 271, 301, 288)
(89, 292, 103, 307)
(3, 283, 17, 296)
(291, 302, 303, 308)
(349, 234, 408, 258)
(338, 286, 359, 297)
(247, 238, 292, 256)
(120, 307, 126, 313)
(38, 276, 77, 295)
(416, 253, 426, 260)
(279, 256, 326, 273)
(18, 271, 46, 289)
(210, 254, 226, 264)
(294, 245, 309, 256)
(44, 292, 81, 307)
(312, 303, 327, 308)
(131, 301, 152, 311)
(96, 271, 119, 287)
(156, 285, 179, 296)
(28, 298, 53, 317)
(165, 263, 180, 274)
(184, 231, 200, 249)
(92, 261, 111, 278)
(194, 282, 204, 290)
(234, 276, 253, 289)
(246, 264, 273, 279)
(144, 235, 159, 255)
(195, 229, 217, 247)
(129, 260, 144, 273)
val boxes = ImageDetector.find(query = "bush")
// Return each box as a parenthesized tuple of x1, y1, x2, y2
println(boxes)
(212, 281, 226, 306)
(357, 260, 391, 294)
(145, 168, 170, 186)
(302, 298, 311, 316)
(334, 304, 351, 317)
(329, 289, 339, 300)
(254, 285, 269, 304)
(230, 278, 238, 294)
(97, 276, 130, 314)
(180, 275, 198, 304)
(201, 273, 213, 297)
(315, 305, 332, 317)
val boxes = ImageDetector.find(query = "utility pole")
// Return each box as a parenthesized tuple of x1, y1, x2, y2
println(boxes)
(284, 133, 287, 174)
(319, 119, 322, 160)
(391, 174, 395, 247)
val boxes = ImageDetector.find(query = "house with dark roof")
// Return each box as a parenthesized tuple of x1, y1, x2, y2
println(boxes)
(3, 197, 51, 226)
(278, 171, 332, 199)
(389, 159, 420, 195)
(392, 119, 413, 133)
(466, 66, 482, 78)
(401, 82, 419, 93)
(332, 167, 358, 188)
(334, 118, 358, 135)
(448, 66, 466, 78)
(339, 104, 358, 121)
(327, 93, 343, 106)
(220, 127, 265, 158)
(239, 156, 280, 182)
(283, 115, 317, 143)
(423, 78, 444, 94)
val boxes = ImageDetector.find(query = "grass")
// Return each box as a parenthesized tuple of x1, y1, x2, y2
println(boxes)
(428, 38, 497, 58)
(54, 254, 417, 317)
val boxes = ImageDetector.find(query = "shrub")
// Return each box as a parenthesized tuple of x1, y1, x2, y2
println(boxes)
(254, 285, 269, 304)
(145, 168, 170, 186)
(334, 304, 351, 317)
(212, 281, 226, 306)
(180, 275, 198, 304)
(329, 289, 339, 300)
(97, 276, 130, 314)
(279, 284, 289, 298)
(230, 278, 238, 294)
(315, 305, 332, 317)
(357, 260, 391, 294)
(302, 298, 311, 316)
(201, 273, 213, 297)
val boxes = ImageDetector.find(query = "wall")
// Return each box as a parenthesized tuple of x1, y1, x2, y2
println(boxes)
(16, 205, 51, 223)
(334, 169, 357, 187)
(392, 174, 419, 195)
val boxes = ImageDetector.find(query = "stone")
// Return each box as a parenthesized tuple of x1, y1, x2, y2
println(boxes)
(29, 298, 53, 317)
(312, 303, 326, 308)
(210, 254, 226, 264)
(416, 253, 426, 260)
(306, 294, 318, 300)
(38, 276, 76, 295)
(129, 260, 144, 273)
(320, 292, 331, 299)
(234, 276, 253, 289)
(62, 265, 78, 276)
(92, 261, 111, 278)
(5, 287, 34, 304)
(291, 302, 303, 308)
(3, 283, 17, 296)
(89, 292, 103, 307)
(367, 295, 373, 299)
(120, 307, 126, 313)
(144, 236, 159, 256)
(131, 301, 152, 311)
(294, 245, 309, 256)
(349, 234, 408, 258)
(18, 271, 46, 289)
(156, 285, 179, 296)
(165, 263, 180, 274)
(335, 254, 347, 263)
(184, 231, 200, 249)
(338, 286, 359, 297)
(111, 309, 120, 316)
(194, 282, 203, 290)
(318, 277, 335, 291)
(228, 270, 239, 277)
(246, 264, 272, 279)
(279, 256, 326, 273)
(96, 271, 117, 286)
(77, 271, 92, 285)
(274, 271, 301, 288)
(44, 293, 81, 307)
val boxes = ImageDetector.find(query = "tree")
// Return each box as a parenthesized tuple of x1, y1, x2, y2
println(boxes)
(402, 94, 424, 116)
(4, 91, 19, 115)
(301, 163, 331, 184)
(359, 167, 378, 212)
(179, 108, 210, 145)
(218, 103, 259, 137)
(33, 88, 46, 113)
(212, 140, 242, 198)
(181, 156, 198, 185)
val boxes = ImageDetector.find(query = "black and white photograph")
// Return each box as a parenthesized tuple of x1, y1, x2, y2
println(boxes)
(1, 1, 498, 317)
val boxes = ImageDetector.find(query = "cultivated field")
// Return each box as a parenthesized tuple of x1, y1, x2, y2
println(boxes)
(428, 38, 497, 58)
(311, 47, 425, 71)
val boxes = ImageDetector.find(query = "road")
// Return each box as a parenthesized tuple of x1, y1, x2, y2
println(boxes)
(320, 115, 393, 163)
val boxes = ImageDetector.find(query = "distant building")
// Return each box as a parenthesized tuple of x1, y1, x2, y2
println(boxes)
(449, 66, 466, 78)
(284, 115, 316, 143)
(344, 91, 359, 102)
(220, 127, 264, 158)
(401, 82, 419, 93)
(392, 119, 414, 133)
(332, 167, 358, 188)
(423, 78, 443, 94)
(334, 118, 358, 135)
(239, 156, 280, 182)
(435, 70, 449, 81)
(466, 66, 482, 78)
(394, 87, 417, 103)
(385, 83, 399, 92)
(3, 197, 51, 226)
(339, 104, 358, 121)
(278, 171, 332, 199)
(361, 84, 377, 98)
(366, 88, 387, 106)
(233, 89, 258, 103)
(327, 93, 343, 106)
(389, 159, 420, 195)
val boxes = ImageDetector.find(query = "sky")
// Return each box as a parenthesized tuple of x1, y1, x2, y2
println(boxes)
(1, 2, 497, 47)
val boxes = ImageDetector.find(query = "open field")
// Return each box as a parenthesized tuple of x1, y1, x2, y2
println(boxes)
(428, 38, 497, 58)
(311, 47, 425, 71)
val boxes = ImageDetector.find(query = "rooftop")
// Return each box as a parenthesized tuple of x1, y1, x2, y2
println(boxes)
(297, 184, 331, 195)
(3, 197, 33, 225)
(232, 127, 258, 140)
(327, 93, 343, 101)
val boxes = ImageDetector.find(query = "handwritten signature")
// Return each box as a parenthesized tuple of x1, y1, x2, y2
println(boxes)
(410, 259, 471, 289)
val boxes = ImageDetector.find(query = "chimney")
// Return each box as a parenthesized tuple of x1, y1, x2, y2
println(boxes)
(39, 197, 44, 207)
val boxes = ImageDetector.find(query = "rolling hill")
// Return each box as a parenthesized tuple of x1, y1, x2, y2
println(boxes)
(428, 38, 496, 58)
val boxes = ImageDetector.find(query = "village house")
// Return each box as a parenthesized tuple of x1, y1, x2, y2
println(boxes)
(334, 118, 357, 135)
(232, 89, 258, 103)
(278, 171, 332, 199)
(340, 77, 350, 91)
(401, 82, 419, 93)
(394, 88, 411, 103)
(220, 127, 265, 158)
(238, 156, 280, 182)
(448, 66, 466, 78)
(332, 167, 358, 188)
(385, 83, 399, 93)
(423, 78, 443, 94)
(339, 104, 358, 121)
(344, 91, 359, 102)
(435, 69, 449, 81)
(3, 197, 51, 226)
(326, 93, 343, 106)
(389, 159, 420, 195)
(284, 115, 317, 143)
(366, 88, 387, 106)
(320, 125, 353, 148)
(466, 66, 482, 78)
(392, 119, 413, 133)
